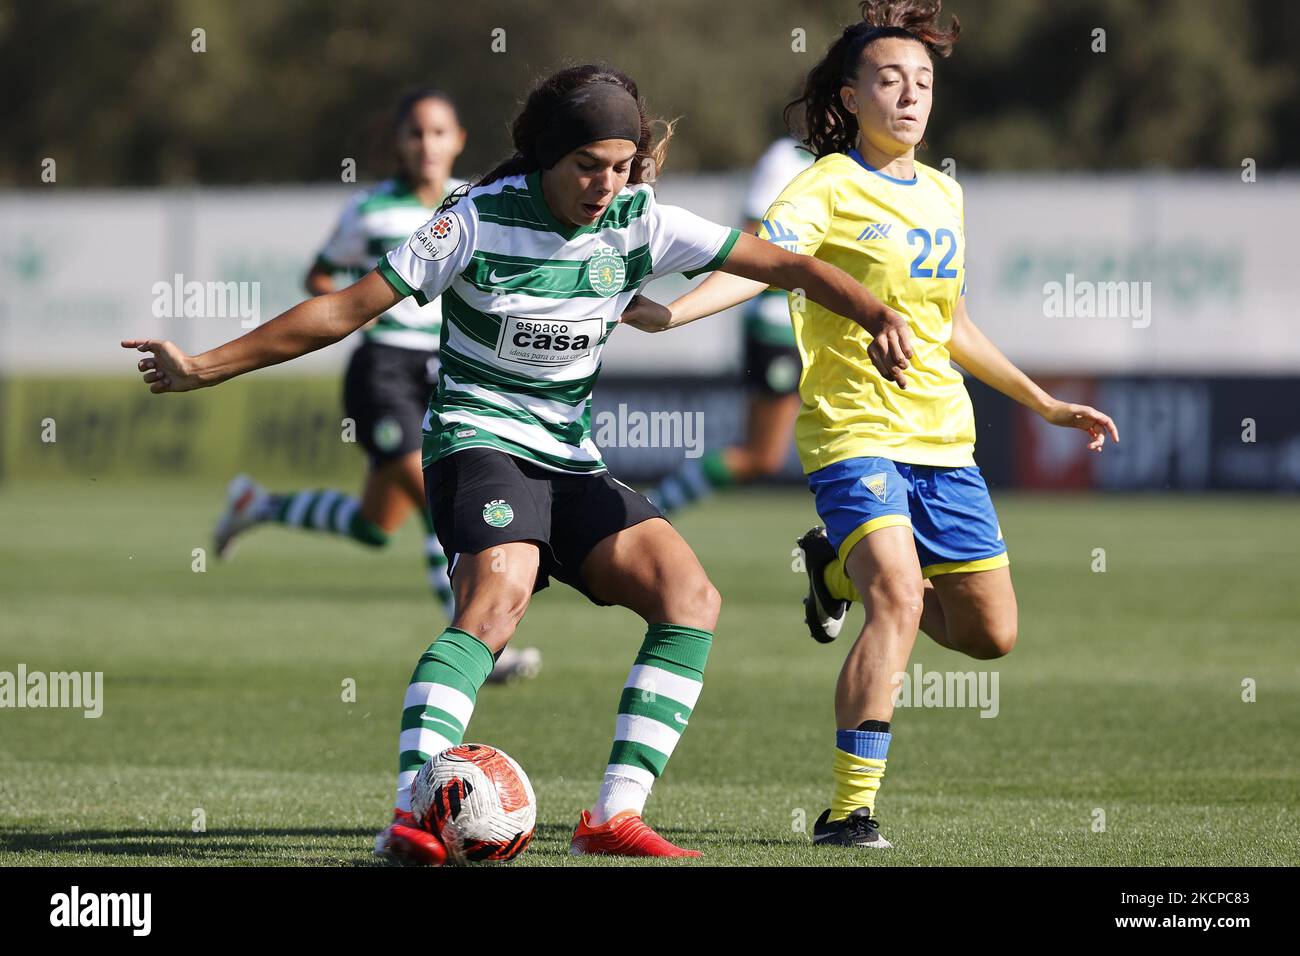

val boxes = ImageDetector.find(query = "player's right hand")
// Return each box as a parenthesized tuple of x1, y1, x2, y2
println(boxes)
(618, 294, 674, 333)
(867, 309, 912, 389)
(121, 339, 202, 393)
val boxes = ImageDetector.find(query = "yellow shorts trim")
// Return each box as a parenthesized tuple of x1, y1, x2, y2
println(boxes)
(921, 553, 1010, 579)
(838, 514, 913, 566)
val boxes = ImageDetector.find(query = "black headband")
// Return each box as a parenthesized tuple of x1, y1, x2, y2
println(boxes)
(534, 82, 642, 169)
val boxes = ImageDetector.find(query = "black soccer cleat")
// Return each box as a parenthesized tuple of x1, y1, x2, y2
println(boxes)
(797, 526, 849, 643)
(812, 807, 892, 849)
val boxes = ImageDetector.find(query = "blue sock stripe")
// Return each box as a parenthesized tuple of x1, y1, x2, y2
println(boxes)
(836, 729, 891, 761)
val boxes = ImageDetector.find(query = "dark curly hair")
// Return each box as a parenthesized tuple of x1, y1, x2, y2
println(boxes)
(785, 0, 960, 158)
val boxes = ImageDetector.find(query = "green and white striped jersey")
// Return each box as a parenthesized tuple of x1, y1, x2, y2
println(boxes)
(378, 170, 740, 474)
(315, 177, 465, 351)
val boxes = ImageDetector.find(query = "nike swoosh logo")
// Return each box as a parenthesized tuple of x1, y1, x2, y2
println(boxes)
(489, 268, 521, 284)
(419, 714, 459, 732)
(674, 712, 689, 726)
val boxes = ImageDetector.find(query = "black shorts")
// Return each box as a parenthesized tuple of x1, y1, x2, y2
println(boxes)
(424, 448, 664, 605)
(342, 340, 438, 466)
(742, 331, 801, 397)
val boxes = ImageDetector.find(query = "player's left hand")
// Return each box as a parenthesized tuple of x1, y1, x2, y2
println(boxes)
(618, 295, 673, 333)
(122, 338, 202, 393)
(1043, 400, 1119, 452)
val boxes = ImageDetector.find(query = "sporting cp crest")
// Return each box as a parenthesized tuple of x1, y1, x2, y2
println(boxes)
(482, 499, 515, 528)
(588, 248, 626, 297)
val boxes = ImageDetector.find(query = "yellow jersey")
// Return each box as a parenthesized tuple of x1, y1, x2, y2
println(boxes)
(759, 150, 975, 472)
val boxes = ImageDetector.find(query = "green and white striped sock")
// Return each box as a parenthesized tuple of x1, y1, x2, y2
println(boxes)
(593, 622, 713, 824)
(266, 490, 389, 546)
(394, 627, 495, 812)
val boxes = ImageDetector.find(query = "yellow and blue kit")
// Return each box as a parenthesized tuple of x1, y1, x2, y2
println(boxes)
(759, 149, 1007, 577)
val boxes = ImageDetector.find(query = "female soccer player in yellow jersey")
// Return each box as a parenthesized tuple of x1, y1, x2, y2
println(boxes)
(623, 0, 1118, 848)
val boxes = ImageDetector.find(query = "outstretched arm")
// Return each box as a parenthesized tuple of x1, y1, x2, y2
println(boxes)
(948, 296, 1119, 451)
(123, 269, 401, 393)
(626, 233, 914, 388)
(642, 269, 768, 332)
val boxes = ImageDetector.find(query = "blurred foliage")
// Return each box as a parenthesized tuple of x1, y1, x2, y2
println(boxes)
(0, 0, 1295, 185)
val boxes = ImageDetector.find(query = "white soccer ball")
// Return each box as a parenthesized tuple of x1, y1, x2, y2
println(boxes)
(410, 743, 536, 864)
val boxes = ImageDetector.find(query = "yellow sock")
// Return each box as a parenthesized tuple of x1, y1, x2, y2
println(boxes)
(828, 747, 887, 822)
(823, 558, 861, 603)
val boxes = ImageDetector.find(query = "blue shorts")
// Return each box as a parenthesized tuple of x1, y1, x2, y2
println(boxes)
(807, 456, 1009, 578)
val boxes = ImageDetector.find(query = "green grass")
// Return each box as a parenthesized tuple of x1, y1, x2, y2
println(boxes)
(1, 480, 1297, 866)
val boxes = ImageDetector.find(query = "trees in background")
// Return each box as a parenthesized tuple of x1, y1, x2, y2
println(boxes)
(0, 0, 1294, 185)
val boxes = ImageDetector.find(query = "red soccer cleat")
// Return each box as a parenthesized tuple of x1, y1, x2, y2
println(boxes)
(569, 809, 701, 858)
(373, 809, 448, 866)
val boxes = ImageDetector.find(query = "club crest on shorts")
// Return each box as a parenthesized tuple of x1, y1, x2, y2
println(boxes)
(482, 499, 514, 528)
(588, 247, 626, 297)
(767, 355, 799, 393)
(373, 416, 403, 453)
(863, 472, 888, 503)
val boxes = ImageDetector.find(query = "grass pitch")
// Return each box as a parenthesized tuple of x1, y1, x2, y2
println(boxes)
(1, 480, 1296, 866)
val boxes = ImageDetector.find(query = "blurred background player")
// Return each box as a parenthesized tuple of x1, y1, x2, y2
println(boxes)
(645, 135, 813, 513)
(208, 87, 541, 682)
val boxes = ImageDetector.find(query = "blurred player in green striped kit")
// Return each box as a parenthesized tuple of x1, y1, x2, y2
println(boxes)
(646, 136, 813, 513)
(210, 87, 541, 682)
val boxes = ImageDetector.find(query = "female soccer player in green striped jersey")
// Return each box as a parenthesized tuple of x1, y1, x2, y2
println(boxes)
(125, 64, 912, 862)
